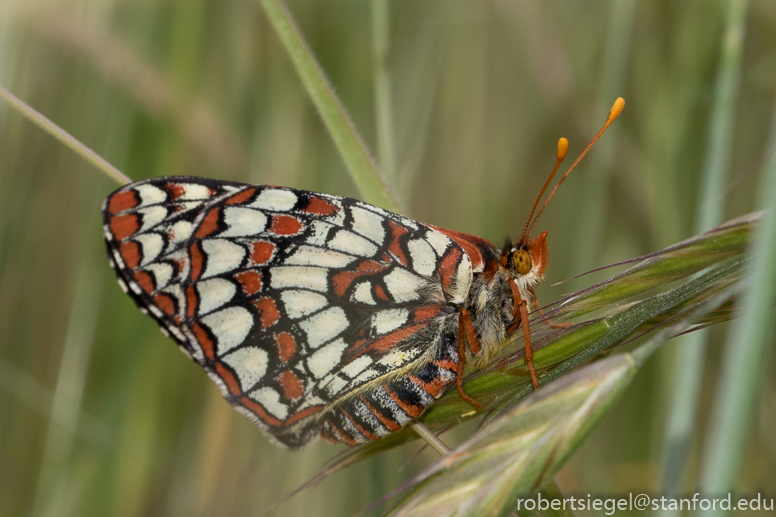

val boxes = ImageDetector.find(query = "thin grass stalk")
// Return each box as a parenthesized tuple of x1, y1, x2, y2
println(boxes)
(695, 85, 776, 515)
(409, 423, 450, 456)
(0, 85, 131, 186)
(257, 0, 403, 213)
(658, 0, 748, 502)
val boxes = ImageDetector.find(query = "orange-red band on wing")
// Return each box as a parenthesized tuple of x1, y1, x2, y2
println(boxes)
(108, 190, 139, 214)
(278, 370, 304, 400)
(119, 241, 141, 269)
(387, 221, 409, 265)
(274, 332, 296, 362)
(110, 214, 140, 241)
(250, 241, 275, 265)
(234, 270, 263, 295)
(240, 396, 283, 427)
(192, 322, 215, 359)
(428, 225, 492, 271)
(438, 247, 462, 293)
(226, 187, 257, 205)
(216, 362, 242, 395)
(269, 215, 302, 235)
(285, 405, 323, 426)
(195, 207, 221, 238)
(134, 271, 155, 294)
(253, 297, 280, 329)
(331, 259, 389, 297)
(189, 242, 204, 281)
(304, 196, 339, 216)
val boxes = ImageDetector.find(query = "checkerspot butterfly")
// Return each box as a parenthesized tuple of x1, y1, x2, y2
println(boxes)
(102, 100, 624, 448)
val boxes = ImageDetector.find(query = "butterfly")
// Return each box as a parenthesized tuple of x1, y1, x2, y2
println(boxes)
(102, 99, 624, 448)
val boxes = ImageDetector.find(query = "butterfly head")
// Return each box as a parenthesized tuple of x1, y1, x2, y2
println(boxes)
(501, 231, 548, 288)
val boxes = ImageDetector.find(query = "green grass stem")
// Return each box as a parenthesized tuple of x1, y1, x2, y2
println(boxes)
(258, 0, 403, 213)
(696, 82, 776, 516)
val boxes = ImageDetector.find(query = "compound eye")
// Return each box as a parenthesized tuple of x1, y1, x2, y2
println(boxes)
(513, 249, 532, 275)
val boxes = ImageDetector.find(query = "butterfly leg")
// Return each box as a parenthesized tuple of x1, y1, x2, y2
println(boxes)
(508, 281, 540, 391)
(456, 309, 482, 410)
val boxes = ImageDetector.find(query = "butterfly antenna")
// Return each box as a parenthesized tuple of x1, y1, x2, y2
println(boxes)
(528, 97, 625, 236)
(521, 137, 569, 241)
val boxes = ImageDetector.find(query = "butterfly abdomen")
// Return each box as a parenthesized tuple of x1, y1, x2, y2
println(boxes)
(320, 331, 459, 444)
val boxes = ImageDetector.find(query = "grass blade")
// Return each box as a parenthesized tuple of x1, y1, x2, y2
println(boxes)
(696, 82, 776, 514)
(258, 0, 403, 212)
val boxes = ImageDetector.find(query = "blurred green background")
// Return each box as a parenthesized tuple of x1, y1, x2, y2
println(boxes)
(1, 0, 774, 515)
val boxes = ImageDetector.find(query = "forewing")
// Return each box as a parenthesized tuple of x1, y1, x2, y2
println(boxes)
(103, 176, 474, 447)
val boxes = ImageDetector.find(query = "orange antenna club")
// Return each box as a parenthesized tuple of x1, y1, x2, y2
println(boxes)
(526, 97, 625, 238)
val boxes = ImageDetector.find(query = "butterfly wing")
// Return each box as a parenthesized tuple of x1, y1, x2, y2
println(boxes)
(103, 176, 479, 447)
